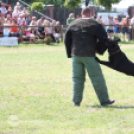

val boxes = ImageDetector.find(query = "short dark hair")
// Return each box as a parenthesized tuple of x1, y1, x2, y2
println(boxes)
(81, 7, 90, 15)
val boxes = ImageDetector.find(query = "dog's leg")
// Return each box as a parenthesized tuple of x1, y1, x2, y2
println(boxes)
(95, 57, 113, 67)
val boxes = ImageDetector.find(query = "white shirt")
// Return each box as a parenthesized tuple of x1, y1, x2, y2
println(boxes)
(1, 7, 7, 14)
(131, 17, 134, 25)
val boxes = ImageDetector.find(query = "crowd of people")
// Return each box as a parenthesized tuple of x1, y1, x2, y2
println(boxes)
(0, 1, 134, 44)
(66, 13, 134, 42)
(0, 2, 62, 43)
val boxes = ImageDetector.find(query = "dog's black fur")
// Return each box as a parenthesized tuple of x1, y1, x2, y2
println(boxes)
(95, 38, 134, 76)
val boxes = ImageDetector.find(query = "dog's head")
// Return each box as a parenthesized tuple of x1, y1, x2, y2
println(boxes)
(106, 38, 121, 53)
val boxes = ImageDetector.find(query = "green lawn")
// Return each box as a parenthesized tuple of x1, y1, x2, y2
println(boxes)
(0, 42, 134, 134)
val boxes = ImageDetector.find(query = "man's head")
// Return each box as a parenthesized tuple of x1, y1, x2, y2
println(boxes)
(81, 7, 90, 17)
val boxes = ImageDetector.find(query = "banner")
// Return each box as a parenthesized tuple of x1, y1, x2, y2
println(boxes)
(0, 37, 18, 46)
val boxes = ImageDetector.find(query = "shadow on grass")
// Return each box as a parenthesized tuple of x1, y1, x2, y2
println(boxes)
(91, 105, 134, 109)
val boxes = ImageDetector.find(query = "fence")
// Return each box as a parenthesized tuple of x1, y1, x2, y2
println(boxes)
(0, 24, 134, 44)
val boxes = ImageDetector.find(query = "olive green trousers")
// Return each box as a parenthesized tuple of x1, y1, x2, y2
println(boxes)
(72, 56, 109, 104)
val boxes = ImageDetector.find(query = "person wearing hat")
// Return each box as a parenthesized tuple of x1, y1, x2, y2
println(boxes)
(0, 3, 7, 14)
(5, 7, 12, 18)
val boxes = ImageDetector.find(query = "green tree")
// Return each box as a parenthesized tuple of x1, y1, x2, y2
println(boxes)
(64, 0, 81, 9)
(95, 0, 121, 10)
(64, 0, 121, 10)
(22, 0, 65, 7)
(31, 2, 44, 12)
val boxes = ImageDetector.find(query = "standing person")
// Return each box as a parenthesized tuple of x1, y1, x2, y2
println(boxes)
(130, 15, 134, 40)
(121, 17, 130, 42)
(66, 13, 75, 25)
(105, 16, 114, 39)
(97, 14, 104, 24)
(64, 7, 114, 106)
(114, 16, 120, 36)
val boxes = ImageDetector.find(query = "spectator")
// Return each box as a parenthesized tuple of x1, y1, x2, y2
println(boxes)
(9, 19, 21, 37)
(5, 7, 12, 18)
(24, 27, 38, 43)
(121, 17, 130, 41)
(20, 7, 28, 16)
(3, 22, 10, 37)
(114, 16, 120, 36)
(19, 19, 27, 32)
(44, 20, 55, 42)
(19, 19, 26, 26)
(18, 14, 25, 25)
(1, 3, 7, 15)
(105, 15, 114, 39)
(0, 1, 2, 8)
(50, 20, 56, 31)
(37, 17, 45, 38)
(97, 14, 103, 24)
(12, 6, 20, 17)
(1, 14, 5, 25)
(66, 13, 75, 25)
(29, 16, 38, 35)
(0, 18, 3, 34)
(54, 21, 61, 44)
(130, 15, 134, 40)
(12, 14, 18, 22)
(5, 14, 12, 25)
(26, 13, 31, 25)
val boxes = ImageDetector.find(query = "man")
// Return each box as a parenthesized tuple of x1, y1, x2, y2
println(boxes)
(64, 7, 115, 106)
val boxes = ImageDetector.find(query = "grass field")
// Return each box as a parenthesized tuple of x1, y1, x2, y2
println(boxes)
(0, 42, 134, 134)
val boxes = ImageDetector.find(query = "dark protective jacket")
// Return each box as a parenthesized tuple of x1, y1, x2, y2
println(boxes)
(64, 18, 108, 58)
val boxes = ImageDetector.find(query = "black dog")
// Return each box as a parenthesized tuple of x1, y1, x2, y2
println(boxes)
(95, 38, 134, 76)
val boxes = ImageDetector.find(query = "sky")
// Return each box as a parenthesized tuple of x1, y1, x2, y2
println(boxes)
(112, 0, 134, 8)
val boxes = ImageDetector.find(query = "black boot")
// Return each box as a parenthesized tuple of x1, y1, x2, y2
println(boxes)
(74, 102, 80, 106)
(101, 100, 115, 106)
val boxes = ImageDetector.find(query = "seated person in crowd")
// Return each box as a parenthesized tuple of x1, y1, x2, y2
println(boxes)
(18, 14, 25, 25)
(1, 14, 5, 25)
(1, 3, 7, 15)
(44, 20, 56, 42)
(37, 17, 45, 38)
(30, 16, 43, 38)
(24, 27, 38, 43)
(13, 14, 18, 22)
(9, 19, 21, 37)
(3, 21, 10, 37)
(12, 6, 20, 17)
(5, 7, 12, 18)
(20, 7, 28, 17)
(19, 19, 27, 33)
(50, 20, 56, 31)
(5, 14, 12, 25)
(26, 13, 31, 25)
(54, 21, 61, 44)
(30, 16, 38, 34)
(0, 18, 3, 35)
